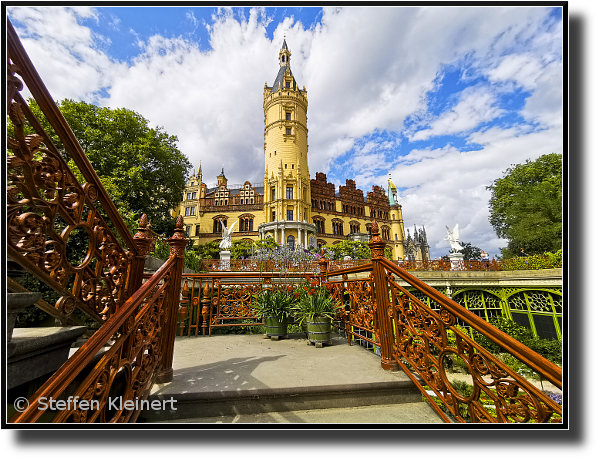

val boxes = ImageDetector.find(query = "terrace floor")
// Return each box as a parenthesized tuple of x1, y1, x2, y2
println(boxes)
(139, 332, 444, 424)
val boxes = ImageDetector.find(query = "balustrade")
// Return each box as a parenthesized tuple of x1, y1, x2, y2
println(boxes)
(324, 221, 562, 423)
(7, 19, 186, 423)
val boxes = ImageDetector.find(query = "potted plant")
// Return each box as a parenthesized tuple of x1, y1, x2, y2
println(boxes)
(294, 281, 342, 347)
(253, 289, 295, 340)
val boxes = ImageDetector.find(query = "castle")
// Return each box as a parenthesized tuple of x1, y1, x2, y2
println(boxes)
(175, 40, 430, 261)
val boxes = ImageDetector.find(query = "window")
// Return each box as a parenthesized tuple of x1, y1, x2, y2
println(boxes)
(187, 193, 191, 200)
(286, 128, 291, 135)
(286, 186, 293, 200)
(184, 207, 190, 216)
(287, 210, 293, 221)
(285, 164, 287, 169)
(313, 219, 324, 234)
(190, 206, 195, 216)
(192, 192, 196, 199)
(185, 226, 191, 237)
(286, 112, 291, 120)
(286, 81, 290, 89)
(196, 225, 201, 236)
(287, 235, 295, 250)
(240, 217, 254, 232)
(213, 219, 226, 233)
(271, 188, 276, 200)
(272, 211, 276, 221)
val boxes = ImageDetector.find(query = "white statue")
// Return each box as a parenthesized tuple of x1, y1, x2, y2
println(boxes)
(219, 219, 238, 249)
(445, 224, 463, 253)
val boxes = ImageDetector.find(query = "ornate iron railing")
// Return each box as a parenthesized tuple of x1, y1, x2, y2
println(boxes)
(175, 272, 315, 336)
(198, 258, 321, 273)
(9, 219, 186, 423)
(7, 19, 149, 325)
(325, 221, 563, 423)
(196, 257, 557, 273)
(7, 19, 186, 423)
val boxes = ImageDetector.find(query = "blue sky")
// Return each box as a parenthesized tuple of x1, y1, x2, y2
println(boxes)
(7, 5, 564, 258)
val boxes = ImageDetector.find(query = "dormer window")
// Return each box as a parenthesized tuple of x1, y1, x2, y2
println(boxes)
(286, 81, 290, 88)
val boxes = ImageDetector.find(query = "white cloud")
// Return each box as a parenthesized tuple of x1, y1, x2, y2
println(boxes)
(7, 5, 563, 258)
(410, 87, 505, 141)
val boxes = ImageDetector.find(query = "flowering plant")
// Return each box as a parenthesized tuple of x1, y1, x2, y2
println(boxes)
(293, 278, 342, 325)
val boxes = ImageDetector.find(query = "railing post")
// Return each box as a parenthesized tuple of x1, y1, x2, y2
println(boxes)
(368, 220, 399, 371)
(129, 214, 153, 296)
(201, 280, 211, 336)
(318, 253, 329, 284)
(157, 216, 187, 383)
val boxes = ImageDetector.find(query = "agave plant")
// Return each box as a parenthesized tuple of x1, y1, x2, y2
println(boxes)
(294, 284, 342, 325)
(253, 289, 295, 322)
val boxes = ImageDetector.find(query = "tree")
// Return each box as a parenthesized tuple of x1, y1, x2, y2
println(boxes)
(487, 153, 562, 258)
(23, 99, 191, 228)
(192, 241, 221, 260)
(441, 242, 482, 261)
(458, 241, 482, 260)
(324, 240, 371, 260)
(231, 240, 255, 259)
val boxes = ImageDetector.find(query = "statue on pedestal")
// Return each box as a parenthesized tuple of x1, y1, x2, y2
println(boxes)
(444, 224, 463, 253)
(219, 219, 238, 250)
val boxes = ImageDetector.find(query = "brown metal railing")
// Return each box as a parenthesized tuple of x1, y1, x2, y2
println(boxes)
(7, 19, 186, 423)
(8, 220, 186, 423)
(195, 257, 557, 273)
(175, 271, 317, 336)
(7, 19, 148, 324)
(325, 221, 562, 423)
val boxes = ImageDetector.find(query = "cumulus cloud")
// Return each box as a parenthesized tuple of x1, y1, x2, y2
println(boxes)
(410, 87, 505, 141)
(8, 7, 126, 103)
(7, 6, 563, 258)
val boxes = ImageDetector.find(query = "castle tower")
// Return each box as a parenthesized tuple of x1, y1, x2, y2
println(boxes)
(259, 39, 315, 248)
(388, 173, 406, 260)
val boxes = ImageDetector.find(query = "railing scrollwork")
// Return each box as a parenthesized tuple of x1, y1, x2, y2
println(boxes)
(324, 220, 562, 423)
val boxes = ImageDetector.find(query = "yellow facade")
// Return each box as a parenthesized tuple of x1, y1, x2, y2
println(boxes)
(174, 40, 429, 261)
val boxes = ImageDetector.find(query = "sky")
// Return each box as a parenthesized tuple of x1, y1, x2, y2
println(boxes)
(6, 5, 565, 259)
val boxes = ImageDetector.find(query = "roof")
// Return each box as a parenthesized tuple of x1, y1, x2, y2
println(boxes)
(270, 66, 297, 93)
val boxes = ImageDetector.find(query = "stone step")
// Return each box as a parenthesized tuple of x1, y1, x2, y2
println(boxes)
(142, 401, 444, 424)
(137, 379, 435, 423)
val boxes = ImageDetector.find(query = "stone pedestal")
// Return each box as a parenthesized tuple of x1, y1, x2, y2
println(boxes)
(448, 252, 464, 271)
(219, 250, 231, 271)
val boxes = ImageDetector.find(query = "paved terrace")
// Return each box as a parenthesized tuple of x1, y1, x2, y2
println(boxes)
(140, 332, 443, 424)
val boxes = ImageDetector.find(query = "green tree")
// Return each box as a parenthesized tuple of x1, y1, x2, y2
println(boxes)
(324, 240, 371, 259)
(192, 241, 221, 260)
(457, 242, 482, 260)
(22, 99, 191, 228)
(231, 240, 255, 259)
(487, 153, 562, 258)
(255, 238, 279, 251)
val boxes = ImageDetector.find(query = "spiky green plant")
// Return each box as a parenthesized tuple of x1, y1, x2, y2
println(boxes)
(294, 286, 342, 325)
(253, 289, 295, 322)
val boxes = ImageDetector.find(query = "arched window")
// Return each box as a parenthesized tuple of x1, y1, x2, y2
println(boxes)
(287, 235, 295, 250)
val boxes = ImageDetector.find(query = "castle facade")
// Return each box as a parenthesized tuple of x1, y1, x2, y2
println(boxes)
(175, 40, 430, 261)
